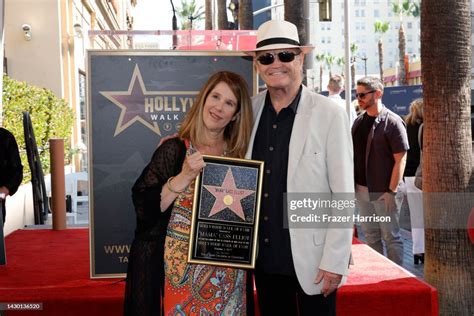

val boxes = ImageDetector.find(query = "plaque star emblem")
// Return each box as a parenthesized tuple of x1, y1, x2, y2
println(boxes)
(100, 64, 198, 136)
(203, 167, 255, 220)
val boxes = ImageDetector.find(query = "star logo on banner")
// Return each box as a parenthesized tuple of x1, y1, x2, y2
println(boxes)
(99, 64, 198, 136)
(203, 168, 255, 220)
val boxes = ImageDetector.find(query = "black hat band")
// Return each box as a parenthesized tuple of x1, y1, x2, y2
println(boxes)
(256, 37, 301, 48)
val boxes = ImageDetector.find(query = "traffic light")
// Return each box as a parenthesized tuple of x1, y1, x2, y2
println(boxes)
(319, 0, 332, 22)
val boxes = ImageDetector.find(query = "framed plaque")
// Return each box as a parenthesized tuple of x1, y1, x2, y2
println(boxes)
(188, 155, 264, 269)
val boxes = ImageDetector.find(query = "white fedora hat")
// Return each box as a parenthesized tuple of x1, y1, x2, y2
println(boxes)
(246, 20, 314, 55)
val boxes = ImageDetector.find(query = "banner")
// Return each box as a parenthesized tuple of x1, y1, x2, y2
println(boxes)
(88, 51, 255, 277)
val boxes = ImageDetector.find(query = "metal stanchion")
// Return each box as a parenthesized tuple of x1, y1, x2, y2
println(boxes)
(49, 139, 67, 230)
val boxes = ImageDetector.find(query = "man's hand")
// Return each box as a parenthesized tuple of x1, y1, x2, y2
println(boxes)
(377, 192, 397, 213)
(314, 269, 342, 297)
(158, 133, 179, 148)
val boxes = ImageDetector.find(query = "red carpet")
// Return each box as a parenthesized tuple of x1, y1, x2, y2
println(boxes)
(0, 229, 437, 315)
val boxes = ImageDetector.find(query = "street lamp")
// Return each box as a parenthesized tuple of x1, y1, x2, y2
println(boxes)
(170, 0, 178, 49)
(352, 55, 368, 77)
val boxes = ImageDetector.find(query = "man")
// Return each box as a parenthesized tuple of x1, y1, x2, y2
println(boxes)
(351, 76, 409, 265)
(327, 74, 357, 125)
(0, 127, 23, 226)
(245, 20, 354, 315)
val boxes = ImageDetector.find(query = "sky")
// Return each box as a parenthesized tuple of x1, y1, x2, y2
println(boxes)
(133, 0, 206, 30)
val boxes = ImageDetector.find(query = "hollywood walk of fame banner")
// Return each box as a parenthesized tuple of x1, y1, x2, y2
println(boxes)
(87, 50, 255, 277)
(188, 155, 264, 269)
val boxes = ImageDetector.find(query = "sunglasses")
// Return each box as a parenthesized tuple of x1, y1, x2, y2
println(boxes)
(256, 51, 301, 65)
(355, 90, 376, 99)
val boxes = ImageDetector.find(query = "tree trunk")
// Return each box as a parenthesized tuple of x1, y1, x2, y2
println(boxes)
(285, 0, 309, 85)
(398, 24, 407, 85)
(421, 0, 473, 315)
(217, 0, 228, 30)
(378, 40, 384, 81)
(239, 0, 253, 30)
(205, 0, 213, 30)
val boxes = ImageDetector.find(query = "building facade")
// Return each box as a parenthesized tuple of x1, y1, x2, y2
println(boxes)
(4, 0, 134, 171)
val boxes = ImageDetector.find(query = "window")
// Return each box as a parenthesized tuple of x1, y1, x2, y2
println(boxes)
(374, 9, 380, 17)
(407, 34, 413, 42)
(355, 10, 360, 17)
(361, 9, 365, 17)
(407, 22, 413, 29)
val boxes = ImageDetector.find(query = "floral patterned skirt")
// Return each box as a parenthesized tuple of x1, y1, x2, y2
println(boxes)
(163, 185, 246, 315)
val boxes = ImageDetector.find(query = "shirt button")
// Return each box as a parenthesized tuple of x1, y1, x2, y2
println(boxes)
(272, 124, 277, 129)
(269, 146, 274, 151)
(264, 216, 269, 221)
(264, 238, 269, 243)
(264, 193, 269, 198)
(266, 169, 271, 174)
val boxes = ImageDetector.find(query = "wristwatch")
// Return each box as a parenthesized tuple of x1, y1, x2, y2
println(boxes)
(387, 190, 397, 196)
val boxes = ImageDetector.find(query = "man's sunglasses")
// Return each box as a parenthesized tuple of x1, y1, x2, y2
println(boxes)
(355, 90, 376, 99)
(256, 51, 300, 65)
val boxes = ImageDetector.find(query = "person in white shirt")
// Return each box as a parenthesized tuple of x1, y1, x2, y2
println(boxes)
(327, 74, 357, 126)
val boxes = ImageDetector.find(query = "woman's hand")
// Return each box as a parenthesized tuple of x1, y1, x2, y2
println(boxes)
(160, 151, 205, 211)
(181, 151, 206, 183)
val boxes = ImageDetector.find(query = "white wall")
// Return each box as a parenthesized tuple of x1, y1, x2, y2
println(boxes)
(4, 0, 63, 97)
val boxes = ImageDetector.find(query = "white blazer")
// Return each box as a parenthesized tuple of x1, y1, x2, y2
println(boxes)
(246, 86, 355, 295)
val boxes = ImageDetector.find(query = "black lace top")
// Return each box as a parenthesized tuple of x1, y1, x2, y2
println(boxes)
(124, 138, 186, 316)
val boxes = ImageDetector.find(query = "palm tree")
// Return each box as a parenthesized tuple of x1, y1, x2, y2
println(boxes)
(205, 0, 212, 30)
(239, 0, 253, 30)
(314, 53, 326, 92)
(217, 0, 228, 30)
(421, 0, 473, 315)
(350, 43, 358, 88)
(374, 21, 390, 82)
(336, 56, 345, 76)
(177, 0, 204, 30)
(325, 54, 335, 79)
(392, 0, 420, 85)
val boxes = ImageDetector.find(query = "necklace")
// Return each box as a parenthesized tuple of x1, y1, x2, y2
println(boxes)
(189, 141, 227, 157)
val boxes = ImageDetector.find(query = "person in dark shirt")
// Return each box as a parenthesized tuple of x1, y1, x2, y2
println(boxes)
(404, 98, 423, 177)
(403, 98, 425, 263)
(352, 76, 409, 266)
(0, 127, 23, 225)
(245, 20, 354, 316)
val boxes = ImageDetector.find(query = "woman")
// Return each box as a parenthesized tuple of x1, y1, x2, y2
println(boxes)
(404, 98, 424, 264)
(124, 71, 253, 316)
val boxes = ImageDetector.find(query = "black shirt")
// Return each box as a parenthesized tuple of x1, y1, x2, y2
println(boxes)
(0, 127, 23, 224)
(251, 87, 302, 275)
(404, 122, 422, 177)
(353, 113, 376, 186)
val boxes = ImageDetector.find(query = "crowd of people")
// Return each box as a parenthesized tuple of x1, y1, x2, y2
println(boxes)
(122, 19, 424, 316)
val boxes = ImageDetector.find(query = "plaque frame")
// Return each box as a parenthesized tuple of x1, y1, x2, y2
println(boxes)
(188, 155, 264, 269)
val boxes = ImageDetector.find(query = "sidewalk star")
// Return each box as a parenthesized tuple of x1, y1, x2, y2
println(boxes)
(203, 168, 255, 220)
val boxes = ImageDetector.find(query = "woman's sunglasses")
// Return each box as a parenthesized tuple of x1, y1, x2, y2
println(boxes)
(256, 51, 300, 65)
